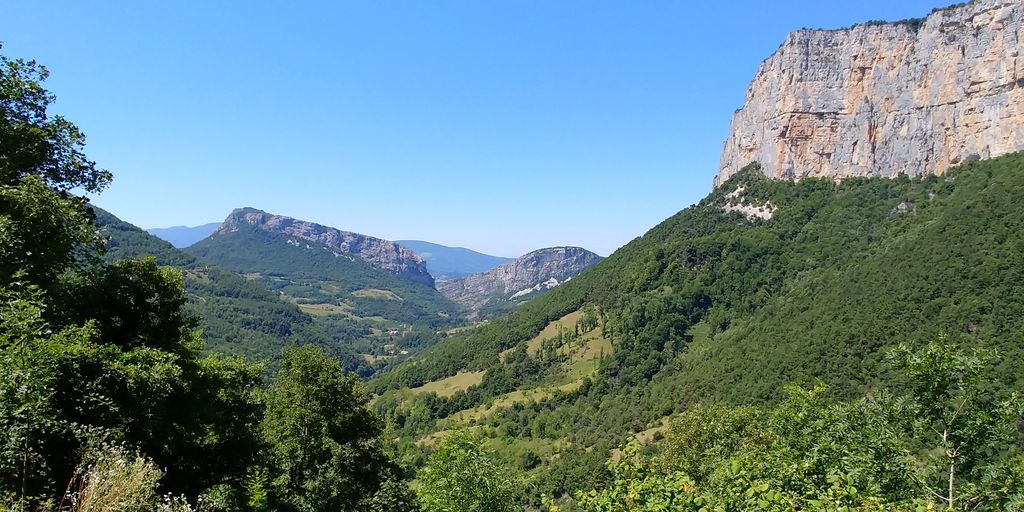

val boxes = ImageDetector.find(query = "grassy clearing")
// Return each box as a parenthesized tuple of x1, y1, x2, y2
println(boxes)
(409, 370, 486, 398)
(444, 380, 584, 425)
(351, 288, 403, 301)
(525, 310, 584, 354)
(415, 425, 484, 447)
(611, 415, 675, 462)
(297, 302, 353, 317)
(360, 353, 394, 363)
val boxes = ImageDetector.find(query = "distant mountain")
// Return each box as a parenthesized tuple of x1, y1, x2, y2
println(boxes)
(146, 222, 221, 248)
(437, 247, 602, 316)
(395, 240, 514, 281)
(188, 208, 464, 329)
(90, 206, 369, 372)
(216, 208, 434, 287)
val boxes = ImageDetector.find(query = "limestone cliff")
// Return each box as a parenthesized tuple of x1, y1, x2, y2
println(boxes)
(438, 247, 602, 311)
(217, 208, 434, 287)
(716, 0, 1024, 186)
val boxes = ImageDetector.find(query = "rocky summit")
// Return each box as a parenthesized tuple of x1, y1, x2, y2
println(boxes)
(437, 246, 602, 311)
(716, 0, 1024, 186)
(217, 207, 434, 287)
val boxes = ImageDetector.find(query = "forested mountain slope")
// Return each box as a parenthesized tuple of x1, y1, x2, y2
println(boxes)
(187, 219, 466, 330)
(215, 207, 435, 286)
(92, 206, 369, 371)
(373, 152, 1024, 498)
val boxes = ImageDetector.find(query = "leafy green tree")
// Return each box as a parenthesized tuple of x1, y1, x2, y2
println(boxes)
(0, 47, 263, 506)
(261, 344, 393, 511)
(0, 282, 90, 504)
(417, 431, 518, 512)
(570, 440, 701, 512)
(889, 337, 1024, 509)
(0, 175, 101, 294)
(0, 49, 110, 192)
(0, 46, 109, 295)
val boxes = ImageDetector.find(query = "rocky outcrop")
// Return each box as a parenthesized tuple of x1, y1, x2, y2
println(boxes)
(218, 208, 434, 287)
(438, 247, 602, 311)
(716, 0, 1024, 186)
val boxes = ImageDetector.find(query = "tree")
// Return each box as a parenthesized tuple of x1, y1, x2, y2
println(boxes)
(0, 282, 88, 503)
(417, 431, 518, 512)
(0, 49, 110, 192)
(261, 344, 393, 511)
(889, 337, 1024, 509)
(0, 46, 110, 293)
(569, 440, 701, 512)
(0, 47, 263, 507)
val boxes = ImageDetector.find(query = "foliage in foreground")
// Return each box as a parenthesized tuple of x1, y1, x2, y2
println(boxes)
(555, 339, 1024, 511)
(417, 432, 519, 512)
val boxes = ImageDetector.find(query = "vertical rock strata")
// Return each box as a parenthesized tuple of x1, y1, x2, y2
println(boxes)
(716, 0, 1024, 185)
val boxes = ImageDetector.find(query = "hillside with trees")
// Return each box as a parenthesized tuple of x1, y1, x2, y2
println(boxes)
(372, 152, 1024, 507)
(89, 206, 373, 371)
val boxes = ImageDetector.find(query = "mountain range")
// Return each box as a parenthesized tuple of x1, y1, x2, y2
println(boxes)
(146, 222, 220, 248)
(395, 240, 514, 281)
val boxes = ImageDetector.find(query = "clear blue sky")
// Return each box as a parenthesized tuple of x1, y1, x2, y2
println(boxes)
(4, 1, 942, 256)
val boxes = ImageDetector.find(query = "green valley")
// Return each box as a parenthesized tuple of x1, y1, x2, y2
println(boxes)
(5, 1, 1024, 511)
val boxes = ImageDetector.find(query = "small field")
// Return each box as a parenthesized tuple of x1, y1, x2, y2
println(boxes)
(351, 288, 403, 301)
(297, 302, 353, 317)
(360, 353, 394, 364)
(409, 370, 486, 397)
(525, 310, 584, 354)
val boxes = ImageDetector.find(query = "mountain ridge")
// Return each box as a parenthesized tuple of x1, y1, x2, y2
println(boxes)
(437, 246, 603, 314)
(89, 205, 370, 371)
(146, 222, 221, 248)
(219, 207, 434, 287)
(188, 217, 465, 331)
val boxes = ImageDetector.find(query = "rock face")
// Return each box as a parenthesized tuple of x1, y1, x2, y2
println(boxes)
(218, 208, 434, 287)
(716, 0, 1024, 186)
(438, 247, 602, 311)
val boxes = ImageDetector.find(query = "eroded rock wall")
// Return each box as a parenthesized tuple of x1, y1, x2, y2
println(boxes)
(716, 0, 1024, 186)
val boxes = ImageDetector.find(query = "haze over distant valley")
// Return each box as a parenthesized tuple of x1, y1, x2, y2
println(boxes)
(147, 222, 221, 247)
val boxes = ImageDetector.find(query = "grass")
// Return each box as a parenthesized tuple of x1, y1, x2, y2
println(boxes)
(409, 370, 486, 397)
(443, 380, 585, 425)
(525, 310, 584, 354)
(351, 288, 403, 301)
(360, 353, 394, 363)
(297, 302, 353, 317)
